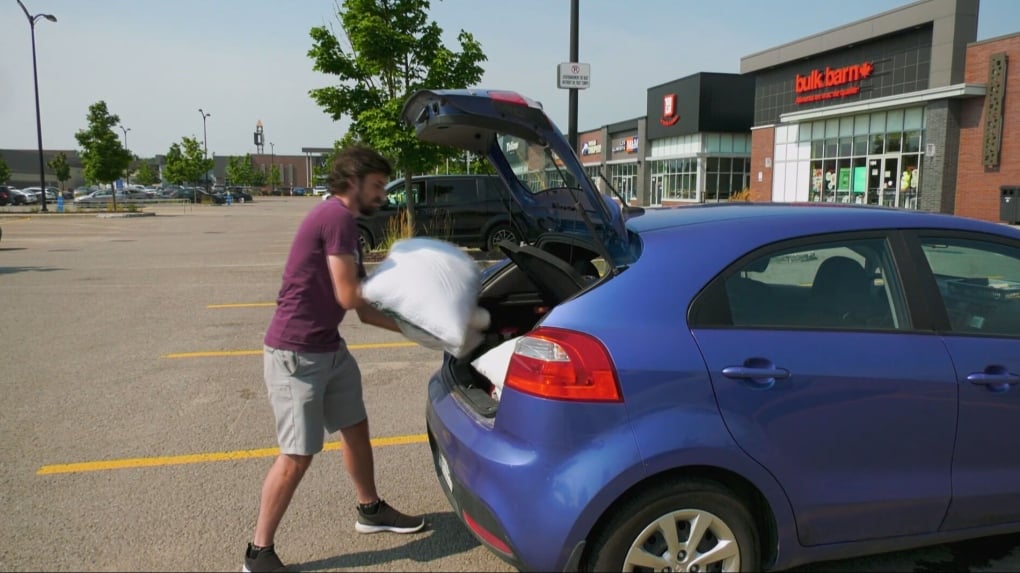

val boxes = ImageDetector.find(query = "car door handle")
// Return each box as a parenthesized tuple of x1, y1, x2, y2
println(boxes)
(967, 372, 1020, 386)
(721, 366, 791, 381)
(722, 365, 791, 387)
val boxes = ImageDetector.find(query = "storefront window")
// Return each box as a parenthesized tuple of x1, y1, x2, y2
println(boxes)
(790, 106, 924, 208)
(606, 162, 638, 201)
(903, 131, 922, 153)
(886, 132, 902, 153)
(870, 134, 885, 155)
(706, 156, 750, 202)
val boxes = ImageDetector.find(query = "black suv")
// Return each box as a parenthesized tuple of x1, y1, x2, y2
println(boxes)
(356, 174, 537, 251)
(0, 186, 12, 206)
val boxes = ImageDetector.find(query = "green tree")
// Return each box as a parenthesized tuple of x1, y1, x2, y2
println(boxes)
(47, 152, 72, 193)
(308, 0, 486, 231)
(226, 154, 255, 187)
(267, 164, 281, 190)
(163, 137, 213, 198)
(134, 162, 159, 186)
(75, 101, 132, 211)
(0, 152, 11, 184)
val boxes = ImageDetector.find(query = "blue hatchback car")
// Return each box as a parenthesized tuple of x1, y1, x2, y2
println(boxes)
(403, 89, 1020, 572)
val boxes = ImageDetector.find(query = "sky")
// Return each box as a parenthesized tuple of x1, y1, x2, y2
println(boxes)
(1, 0, 1018, 159)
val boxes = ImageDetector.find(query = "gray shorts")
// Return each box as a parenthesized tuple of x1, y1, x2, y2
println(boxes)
(263, 343, 366, 455)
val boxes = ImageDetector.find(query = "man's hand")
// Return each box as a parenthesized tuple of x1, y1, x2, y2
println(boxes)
(356, 304, 401, 332)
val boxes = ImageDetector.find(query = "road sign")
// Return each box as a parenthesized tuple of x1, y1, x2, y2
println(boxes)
(557, 62, 591, 90)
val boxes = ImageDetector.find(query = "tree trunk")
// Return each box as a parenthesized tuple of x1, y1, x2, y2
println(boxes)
(110, 181, 118, 212)
(403, 170, 416, 234)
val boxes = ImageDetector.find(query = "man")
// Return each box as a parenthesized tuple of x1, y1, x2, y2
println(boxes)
(244, 146, 424, 573)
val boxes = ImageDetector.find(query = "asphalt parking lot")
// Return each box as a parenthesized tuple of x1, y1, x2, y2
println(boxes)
(1, 197, 1018, 572)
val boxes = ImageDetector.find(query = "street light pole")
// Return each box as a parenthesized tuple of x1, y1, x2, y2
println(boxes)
(198, 108, 211, 200)
(269, 142, 275, 194)
(17, 0, 57, 213)
(119, 125, 131, 186)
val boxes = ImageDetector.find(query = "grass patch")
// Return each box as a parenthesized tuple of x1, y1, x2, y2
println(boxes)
(376, 208, 414, 252)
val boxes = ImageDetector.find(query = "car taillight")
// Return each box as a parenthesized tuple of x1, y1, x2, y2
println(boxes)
(504, 327, 621, 402)
(488, 90, 529, 106)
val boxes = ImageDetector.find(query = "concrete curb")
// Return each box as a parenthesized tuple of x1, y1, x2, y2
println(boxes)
(96, 212, 156, 219)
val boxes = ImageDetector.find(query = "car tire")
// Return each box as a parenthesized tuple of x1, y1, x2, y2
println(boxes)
(485, 223, 518, 252)
(358, 227, 372, 252)
(585, 479, 760, 572)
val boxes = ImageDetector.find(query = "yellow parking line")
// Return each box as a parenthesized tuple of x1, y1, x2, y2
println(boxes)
(162, 341, 419, 359)
(37, 434, 428, 475)
(207, 302, 276, 309)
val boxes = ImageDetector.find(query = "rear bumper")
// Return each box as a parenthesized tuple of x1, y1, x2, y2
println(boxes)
(425, 369, 643, 572)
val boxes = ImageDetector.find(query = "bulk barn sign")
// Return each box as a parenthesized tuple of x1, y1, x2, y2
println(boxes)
(794, 62, 874, 105)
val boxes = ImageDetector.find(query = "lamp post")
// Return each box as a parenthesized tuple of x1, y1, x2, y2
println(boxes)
(119, 125, 131, 186)
(17, 0, 57, 213)
(198, 108, 210, 200)
(269, 141, 275, 194)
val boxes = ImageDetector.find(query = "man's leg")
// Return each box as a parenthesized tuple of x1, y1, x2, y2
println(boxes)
(339, 419, 377, 504)
(253, 454, 313, 547)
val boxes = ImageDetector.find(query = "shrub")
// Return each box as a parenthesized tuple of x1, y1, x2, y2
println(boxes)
(730, 188, 752, 202)
(376, 208, 413, 252)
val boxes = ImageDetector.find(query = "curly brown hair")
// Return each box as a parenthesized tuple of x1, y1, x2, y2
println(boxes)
(326, 145, 392, 195)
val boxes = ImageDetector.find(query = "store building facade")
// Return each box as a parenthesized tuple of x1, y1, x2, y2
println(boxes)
(578, 72, 754, 206)
(645, 73, 755, 206)
(578, 118, 645, 203)
(955, 32, 1020, 222)
(742, 0, 982, 212)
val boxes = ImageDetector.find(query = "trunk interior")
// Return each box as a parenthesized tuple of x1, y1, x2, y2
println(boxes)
(446, 241, 602, 417)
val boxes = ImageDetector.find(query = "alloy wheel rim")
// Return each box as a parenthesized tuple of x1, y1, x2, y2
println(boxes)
(623, 509, 740, 573)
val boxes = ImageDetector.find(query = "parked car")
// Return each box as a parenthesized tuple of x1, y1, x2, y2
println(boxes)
(353, 174, 539, 252)
(407, 89, 1020, 572)
(22, 186, 60, 202)
(168, 187, 212, 203)
(0, 186, 12, 206)
(291, 187, 307, 196)
(73, 186, 100, 199)
(10, 188, 38, 205)
(228, 187, 254, 203)
(73, 189, 130, 204)
(312, 185, 328, 196)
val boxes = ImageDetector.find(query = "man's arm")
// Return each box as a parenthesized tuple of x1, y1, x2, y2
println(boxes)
(326, 253, 400, 332)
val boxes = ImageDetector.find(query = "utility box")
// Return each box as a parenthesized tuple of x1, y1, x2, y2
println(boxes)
(1001, 186, 1020, 225)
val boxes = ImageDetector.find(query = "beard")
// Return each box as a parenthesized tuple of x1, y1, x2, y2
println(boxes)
(356, 194, 384, 216)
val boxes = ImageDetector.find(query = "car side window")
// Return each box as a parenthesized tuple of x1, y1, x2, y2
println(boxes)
(387, 182, 422, 208)
(431, 180, 479, 206)
(920, 236, 1020, 337)
(717, 238, 908, 330)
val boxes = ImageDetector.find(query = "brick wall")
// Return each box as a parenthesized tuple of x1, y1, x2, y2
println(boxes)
(750, 126, 775, 202)
(955, 34, 1020, 222)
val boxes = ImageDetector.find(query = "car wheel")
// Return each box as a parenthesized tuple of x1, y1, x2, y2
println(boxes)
(485, 224, 518, 252)
(358, 228, 372, 252)
(586, 479, 759, 572)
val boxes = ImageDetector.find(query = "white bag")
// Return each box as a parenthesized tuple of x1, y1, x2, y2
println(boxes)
(362, 238, 487, 358)
(470, 336, 520, 401)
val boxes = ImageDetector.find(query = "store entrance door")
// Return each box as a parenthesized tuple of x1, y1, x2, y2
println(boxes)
(650, 174, 664, 206)
(867, 156, 901, 206)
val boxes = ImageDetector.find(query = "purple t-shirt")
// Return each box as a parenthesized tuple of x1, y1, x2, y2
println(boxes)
(264, 198, 365, 352)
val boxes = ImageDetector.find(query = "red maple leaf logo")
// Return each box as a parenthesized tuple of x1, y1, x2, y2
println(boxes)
(859, 62, 874, 78)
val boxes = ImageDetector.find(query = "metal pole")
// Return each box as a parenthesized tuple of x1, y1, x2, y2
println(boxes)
(198, 109, 210, 200)
(120, 126, 131, 186)
(568, 0, 579, 153)
(19, 2, 57, 212)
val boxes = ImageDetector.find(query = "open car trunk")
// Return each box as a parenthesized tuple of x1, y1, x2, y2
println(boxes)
(444, 239, 603, 417)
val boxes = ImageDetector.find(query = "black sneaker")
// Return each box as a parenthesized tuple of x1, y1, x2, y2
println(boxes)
(242, 542, 286, 573)
(355, 500, 426, 534)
